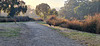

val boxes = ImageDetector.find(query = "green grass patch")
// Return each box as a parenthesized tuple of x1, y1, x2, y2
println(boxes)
(0, 28, 20, 37)
(49, 27, 60, 31)
(49, 27, 100, 46)
(58, 30, 100, 46)
(35, 21, 46, 24)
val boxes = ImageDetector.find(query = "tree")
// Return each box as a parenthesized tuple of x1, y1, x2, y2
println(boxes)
(48, 8, 58, 15)
(74, 1, 100, 19)
(59, 0, 79, 19)
(59, 0, 100, 20)
(0, 0, 27, 17)
(35, 3, 50, 19)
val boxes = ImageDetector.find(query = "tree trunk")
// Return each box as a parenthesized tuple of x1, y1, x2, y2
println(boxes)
(0, 11, 1, 16)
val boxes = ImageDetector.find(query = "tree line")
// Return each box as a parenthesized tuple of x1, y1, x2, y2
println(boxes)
(59, 0, 100, 20)
(0, 0, 100, 20)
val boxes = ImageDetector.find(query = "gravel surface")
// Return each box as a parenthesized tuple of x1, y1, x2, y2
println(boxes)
(0, 22, 86, 46)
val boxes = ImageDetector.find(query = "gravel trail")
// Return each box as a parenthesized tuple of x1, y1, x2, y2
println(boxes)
(0, 22, 85, 46)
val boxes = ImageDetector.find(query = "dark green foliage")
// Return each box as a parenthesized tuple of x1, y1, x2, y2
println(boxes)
(0, 16, 34, 22)
(0, 0, 27, 17)
(59, 0, 100, 20)
(35, 3, 58, 19)
(48, 8, 58, 16)
(35, 3, 51, 19)
(59, 0, 80, 19)
(74, 1, 100, 19)
(14, 16, 32, 22)
(0, 18, 14, 22)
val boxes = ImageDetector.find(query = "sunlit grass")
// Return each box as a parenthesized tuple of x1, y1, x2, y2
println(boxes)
(60, 30, 100, 46)
(35, 21, 46, 24)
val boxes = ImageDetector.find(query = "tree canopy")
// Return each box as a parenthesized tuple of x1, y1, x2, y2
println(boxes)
(59, 0, 100, 20)
(0, 0, 27, 17)
(35, 3, 58, 19)
(74, 1, 100, 18)
(48, 8, 58, 16)
(35, 3, 50, 19)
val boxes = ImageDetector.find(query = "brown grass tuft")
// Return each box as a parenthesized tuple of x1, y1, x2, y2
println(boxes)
(46, 14, 100, 34)
(46, 15, 68, 26)
(34, 18, 44, 21)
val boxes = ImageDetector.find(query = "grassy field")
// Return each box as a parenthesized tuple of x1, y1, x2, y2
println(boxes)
(36, 21, 100, 46)
(0, 23, 21, 37)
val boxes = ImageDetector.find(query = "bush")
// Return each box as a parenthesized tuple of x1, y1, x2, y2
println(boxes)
(14, 16, 32, 22)
(34, 18, 44, 21)
(0, 16, 35, 22)
(82, 14, 100, 33)
(0, 18, 14, 22)
(46, 15, 68, 26)
(46, 14, 100, 34)
(67, 20, 83, 31)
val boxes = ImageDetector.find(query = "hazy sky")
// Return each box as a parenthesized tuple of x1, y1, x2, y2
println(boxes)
(23, 0, 66, 10)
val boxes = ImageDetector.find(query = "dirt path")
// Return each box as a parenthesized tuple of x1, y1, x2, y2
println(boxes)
(0, 22, 85, 46)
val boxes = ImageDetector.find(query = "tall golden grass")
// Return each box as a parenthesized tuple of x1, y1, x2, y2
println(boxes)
(46, 15, 68, 26)
(83, 14, 100, 33)
(46, 14, 100, 34)
(34, 18, 44, 21)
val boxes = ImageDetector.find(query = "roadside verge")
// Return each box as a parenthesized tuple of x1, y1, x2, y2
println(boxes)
(36, 21, 100, 46)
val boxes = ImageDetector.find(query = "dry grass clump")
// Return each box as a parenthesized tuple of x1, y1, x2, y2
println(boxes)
(34, 18, 44, 21)
(83, 14, 100, 33)
(66, 20, 83, 31)
(46, 14, 100, 34)
(46, 15, 68, 26)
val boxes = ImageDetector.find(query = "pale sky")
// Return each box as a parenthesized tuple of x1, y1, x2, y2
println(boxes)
(23, 0, 66, 10)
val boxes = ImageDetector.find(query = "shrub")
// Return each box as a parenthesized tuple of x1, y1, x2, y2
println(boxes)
(96, 18, 100, 34)
(67, 20, 83, 31)
(46, 15, 68, 26)
(46, 14, 100, 34)
(0, 16, 35, 22)
(34, 18, 44, 21)
(14, 16, 31, 22)
(82, 14, 100, 33)
(0, 18, 14, 22)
